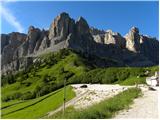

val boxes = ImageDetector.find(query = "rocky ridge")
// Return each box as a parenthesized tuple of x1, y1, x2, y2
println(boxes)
(1, 12, 159, 74)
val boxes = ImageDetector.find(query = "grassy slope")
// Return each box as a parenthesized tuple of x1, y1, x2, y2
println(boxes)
(2, 86, 75, 119)
(1, 51, 87, 101)
(49, 87, 142, 119)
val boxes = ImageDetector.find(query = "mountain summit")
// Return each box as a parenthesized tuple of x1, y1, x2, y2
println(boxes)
(1, 12, 159, 74)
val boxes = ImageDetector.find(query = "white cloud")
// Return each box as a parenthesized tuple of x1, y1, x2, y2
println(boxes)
(1, 0, 17, 3)
(0, 4, 24, 33)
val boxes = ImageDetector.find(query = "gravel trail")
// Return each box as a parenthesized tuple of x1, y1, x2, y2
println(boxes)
(114, 86, 159, 119)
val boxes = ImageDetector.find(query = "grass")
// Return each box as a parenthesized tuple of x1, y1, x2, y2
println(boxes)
(1, 85, 75, 119)
(1, 100, 21, 109)
(49, 87, 142, 119)
(115, 76, 146, 85)
(1, 77, 39, 98)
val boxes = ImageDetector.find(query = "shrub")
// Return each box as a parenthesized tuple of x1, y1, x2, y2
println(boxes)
(116, 69, 130, 81)
(2, 92, 22, 102)
(64, 71, 75, 80)
(20, 81, 32, 87)
(2, 96, 11, 102)
(102, 69, 118, 84)
(42, 74, 50, 83)
(20, 91, 34, 100)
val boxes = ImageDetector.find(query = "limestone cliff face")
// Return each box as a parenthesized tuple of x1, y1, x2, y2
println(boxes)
(1, 12, 159, 74)
(125, 27, 141, 53)
(140, 35, 159, 64)
(1, 32, 27, 65)
(49, 12, 75, 46)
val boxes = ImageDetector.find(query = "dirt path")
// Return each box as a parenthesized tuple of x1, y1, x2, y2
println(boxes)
(114, 86, 159, 119)
(46, 90, 89, 117)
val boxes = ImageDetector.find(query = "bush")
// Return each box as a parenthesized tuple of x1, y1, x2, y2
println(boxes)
(20, 81, 32, 87)
(2, 92, 22, 102)
(116, 69, 130, 81)
(64, 71, 75, 80)
(2, 96, 11, 102)
(20, 91, 34, 100)
(42, 74, 50, 83)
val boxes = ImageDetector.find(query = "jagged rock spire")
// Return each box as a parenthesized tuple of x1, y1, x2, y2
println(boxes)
(125, 26, 140, 53)
(48, 12, 75, 46)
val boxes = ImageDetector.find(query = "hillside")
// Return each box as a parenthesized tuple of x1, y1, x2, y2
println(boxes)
(1, 47, 158, 118)
(2, 48, 158, 102)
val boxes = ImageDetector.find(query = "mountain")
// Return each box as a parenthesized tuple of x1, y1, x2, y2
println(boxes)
(1, 12, 159, 75)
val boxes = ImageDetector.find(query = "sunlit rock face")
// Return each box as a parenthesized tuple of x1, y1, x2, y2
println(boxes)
(48, 12, 75, 46)
(125, 27, 141, 53)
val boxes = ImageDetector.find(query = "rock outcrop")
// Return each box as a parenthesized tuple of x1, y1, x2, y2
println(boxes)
(93, 30, 126, 49)
(90, 27, 105, 35)
(1, 32, 27, 65)
(1, 12, 159, 74)
(125, 27, 141, 53)
(49, 12, 75, 46)
(140, 35, 159, 64)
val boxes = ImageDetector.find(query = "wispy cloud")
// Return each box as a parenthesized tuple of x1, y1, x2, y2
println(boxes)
(0, 4, 24, 33)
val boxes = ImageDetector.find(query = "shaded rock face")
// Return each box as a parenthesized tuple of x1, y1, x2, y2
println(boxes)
(90, 27, 105, 35)
(1, 12, 159, 74)
(14, 27, 49, 59)
(27, 26, 41, 54)
(69, 17, 96, 53)
(140, 35, 159, 64)
(2, 57, 33, 74)
(1, 32, 27, 65)
(93, 30, 126, 49)
(1, 34, 9, 52)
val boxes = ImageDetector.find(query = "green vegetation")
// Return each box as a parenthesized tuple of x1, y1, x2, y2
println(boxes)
(1, 49, 157, 102)
(117, 77, 146, 85)
(1, 86, 75, 119)
(1, 49, 88, 102)
(2, 48, 158, 102)
(70, 66, 158, 85)
(49, 87, 142, 119)
(1, 48, 158, 119)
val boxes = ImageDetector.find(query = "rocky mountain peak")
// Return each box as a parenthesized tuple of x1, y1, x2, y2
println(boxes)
(76, 16, 90, 35)
(1, 12, 159, 74)
(130, 26, 139, 34)
(48, 12, 75, 46)
(58, 12, 70, 19)
(90, 27, 105, 35)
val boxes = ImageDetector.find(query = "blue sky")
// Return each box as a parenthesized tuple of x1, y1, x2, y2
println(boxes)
(0, 1, 159, 38)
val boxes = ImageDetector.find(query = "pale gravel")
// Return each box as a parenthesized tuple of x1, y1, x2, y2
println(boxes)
(71, 84, 133, 109)
(114, 86, 159, 119)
